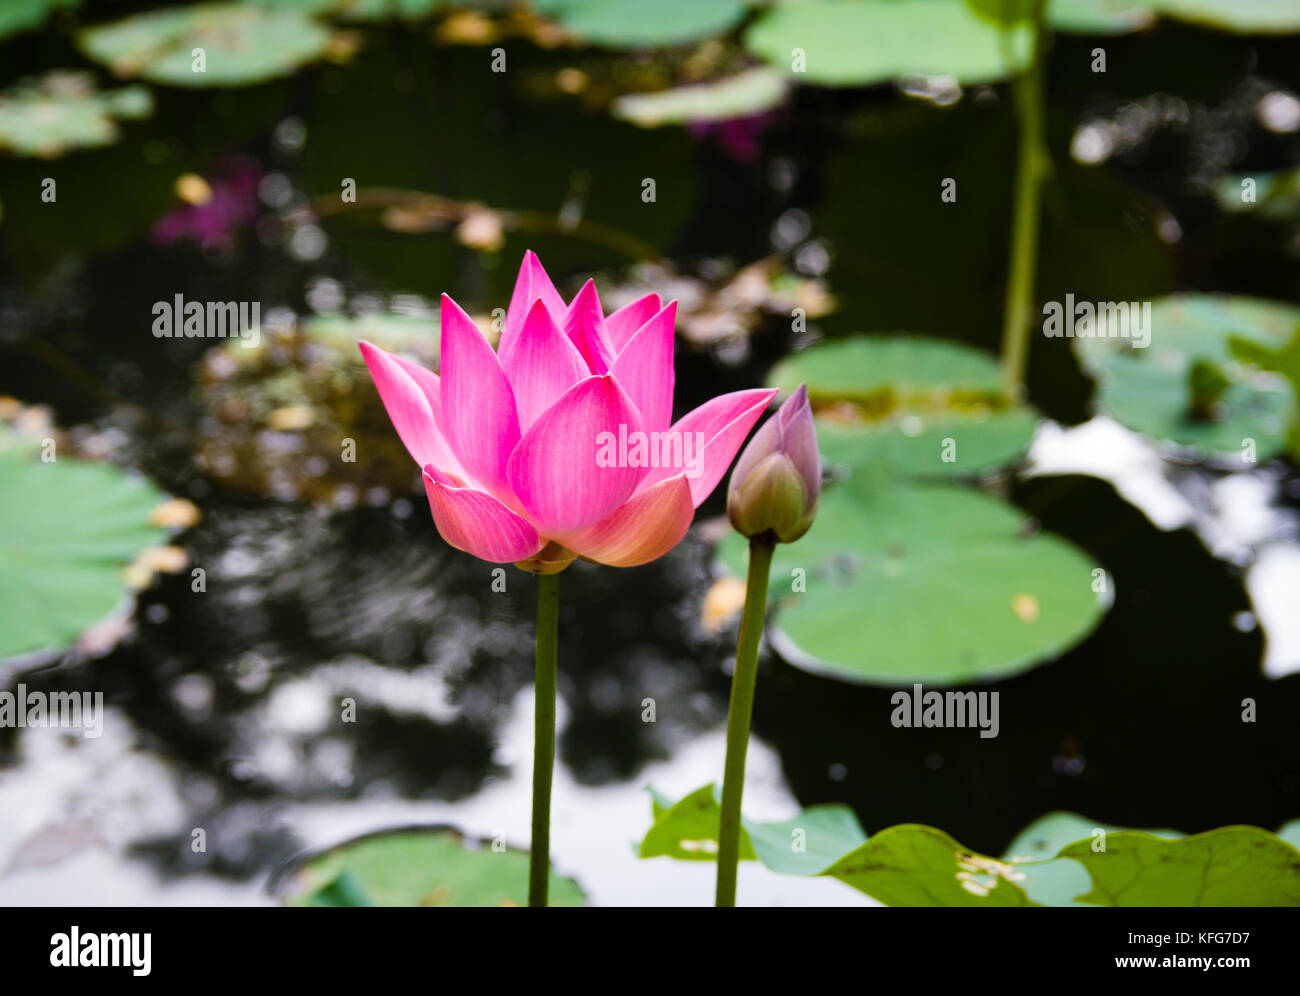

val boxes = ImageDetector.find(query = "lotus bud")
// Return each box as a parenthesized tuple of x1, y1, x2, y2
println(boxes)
(726, 384, 820, 544)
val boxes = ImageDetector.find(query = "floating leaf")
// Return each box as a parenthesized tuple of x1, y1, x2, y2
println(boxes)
(1060, 828, 1300, 906)
(0, 72, 152, 159)
(1075, 294, 1300, 459)
(768, 335, 1039, 477)
(0, 446, 171, 661)
(1002, 811, 1180, 863)
(79, 4, 334, 88)
(1152, 0, 1300, 33)
(639, 784, 868, 875)
(1047, 0, 1155, 34)
(826, 824, 1055, 905)
(275, 826, 586, 906)
(534, 0, 748, 47)
(612, 68, 787, 128)
(717, 476, 1105, 684)
(744, 0, 1034, 87)
(640, 798, 1300, 905)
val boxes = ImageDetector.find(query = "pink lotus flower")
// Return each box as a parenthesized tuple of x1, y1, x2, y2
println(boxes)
(360, 252, 778, 571)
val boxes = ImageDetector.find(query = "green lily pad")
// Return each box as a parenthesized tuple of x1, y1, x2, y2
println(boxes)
(639, 784, 868, 875)
(639, 795, 1300, 905)
(744, 0, 1034, 87)
(0, 447, 171, 661)
(0, 72, 152, 159)
(718, 475, 1105, 685)
(768, 335, 1039, 477)
(0, 0, 81, 40)
(1002, 811, 1181, 862)
(1153, 0, 1300, 33)
(276, 826, 587, 907)
(1047, 0, 1156, 33)
(612, 68, 788, 128)
(826, 824, 1058, 905)
(79, 4, 334, 88)
(1075, 294, 1300, 459)
(1060, 827, 1300, 906)
(534, 0, 748, 47)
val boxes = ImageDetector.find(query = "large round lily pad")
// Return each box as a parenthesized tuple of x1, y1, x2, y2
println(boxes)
(79, 4, 334, 87)
(717, 476, 1106, 685)
(0, 446, 171, 660)
(744, 0, 1034, 87)
(275, 826, 587, 907)
(1075, 294, 1300, 460)
(768, 335, 1039, 477)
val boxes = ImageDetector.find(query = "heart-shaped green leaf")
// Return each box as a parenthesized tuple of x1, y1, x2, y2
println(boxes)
(639, 784, 868, 875)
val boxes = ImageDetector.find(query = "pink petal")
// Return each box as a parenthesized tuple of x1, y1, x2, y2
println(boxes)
(563, 279, 616, 374)
(507, 374, 645, 537)
(565, 473, 694, 567)
(610, 301, 676, 433)
(606, 292, 662, 353)
(503, 299, 590, 430)
(440, 294, 521, 501)
(358, 340, 465, 478)
(389, 351, 444, 423)
(640, 388, 779, 505)
(499, 250, 567, 369)
(423, 467, 543, 563)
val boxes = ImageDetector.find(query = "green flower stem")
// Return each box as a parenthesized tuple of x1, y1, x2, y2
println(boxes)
(715, 537, 776, 907)
(999, 7, 1049, 399)
(529, 570, 560, 908)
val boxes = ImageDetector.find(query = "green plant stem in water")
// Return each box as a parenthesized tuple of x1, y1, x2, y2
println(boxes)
(529, 571, 560, 907)
(715, 537, 775, 907)
(999, 10, 1048, 399)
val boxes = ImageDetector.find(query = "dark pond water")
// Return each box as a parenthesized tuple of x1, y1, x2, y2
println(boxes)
(1, 20, 1298, 905)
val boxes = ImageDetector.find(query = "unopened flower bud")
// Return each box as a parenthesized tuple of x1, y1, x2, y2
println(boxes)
(727, 384, 820, 543)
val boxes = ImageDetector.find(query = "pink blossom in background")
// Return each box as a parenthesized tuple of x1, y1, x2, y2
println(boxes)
(151, 156, 262, 251)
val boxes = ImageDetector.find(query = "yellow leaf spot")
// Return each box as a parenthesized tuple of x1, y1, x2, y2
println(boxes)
(1011, 592, 1039, 623)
